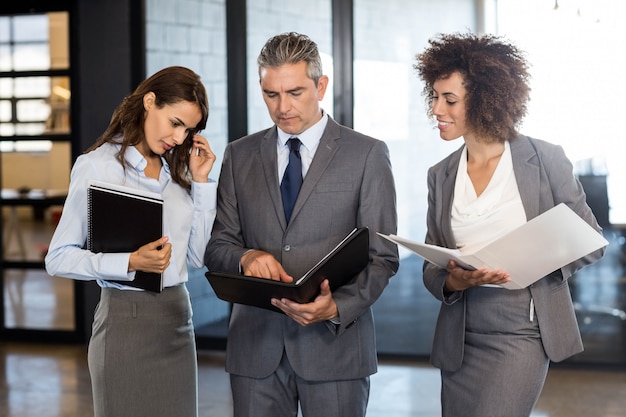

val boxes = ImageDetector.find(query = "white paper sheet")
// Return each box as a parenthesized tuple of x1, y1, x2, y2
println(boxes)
(378, 203, 609, 289)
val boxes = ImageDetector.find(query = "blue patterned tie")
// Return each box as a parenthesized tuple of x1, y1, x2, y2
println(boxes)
(280, 138, 302, 223)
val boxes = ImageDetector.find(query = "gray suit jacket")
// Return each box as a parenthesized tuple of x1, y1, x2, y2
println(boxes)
(205, 117, 399, 381)
(423, 135, 605, 372)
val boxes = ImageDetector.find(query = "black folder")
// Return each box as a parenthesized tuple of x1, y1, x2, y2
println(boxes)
(205, 227, 370, 313)
(87, 180, 164, 293)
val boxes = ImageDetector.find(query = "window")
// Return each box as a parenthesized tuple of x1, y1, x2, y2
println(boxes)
(353, 0, 476, 356)
(0, 12, 70, 150)
(497, 0, 626, 224)
(1, 11, 74, 333)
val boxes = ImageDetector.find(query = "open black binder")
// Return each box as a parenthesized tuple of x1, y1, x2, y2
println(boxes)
(87, 180, 164, 293)
(205, 227, 370, 313)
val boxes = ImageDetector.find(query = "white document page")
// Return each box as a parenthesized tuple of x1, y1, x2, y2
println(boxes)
(378, 203, 608, 290)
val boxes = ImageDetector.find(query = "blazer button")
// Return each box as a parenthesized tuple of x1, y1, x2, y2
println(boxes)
(283, 244, 291, 252)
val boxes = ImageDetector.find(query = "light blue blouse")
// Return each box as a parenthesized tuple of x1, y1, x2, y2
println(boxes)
(45, 142, 217, 289)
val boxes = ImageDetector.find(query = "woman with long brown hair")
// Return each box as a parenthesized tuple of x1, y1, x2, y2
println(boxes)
(46, 66, 217, 417)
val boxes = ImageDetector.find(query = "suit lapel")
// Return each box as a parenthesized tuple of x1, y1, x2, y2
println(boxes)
(289, 119, 341, 225)
(260, 129, 289, 229)
(441, 147, 462, 248)
(510, 135, 541, 220)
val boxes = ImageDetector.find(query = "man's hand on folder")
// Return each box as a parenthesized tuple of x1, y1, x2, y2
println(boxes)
(271, 279, 339, 327)
(240, 249, 294, 282)
(128, 236, 172, 274)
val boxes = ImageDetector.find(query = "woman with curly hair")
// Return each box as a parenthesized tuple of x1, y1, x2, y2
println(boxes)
(414, 33, 604, 416)
(46, 66, 217, 417)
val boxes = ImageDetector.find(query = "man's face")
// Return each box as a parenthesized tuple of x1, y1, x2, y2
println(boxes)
(260, 61, 328, 135)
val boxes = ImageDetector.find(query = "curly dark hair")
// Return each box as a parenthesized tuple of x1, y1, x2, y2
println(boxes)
(414, 32, 530, 142)
(87, 66, 209, 191)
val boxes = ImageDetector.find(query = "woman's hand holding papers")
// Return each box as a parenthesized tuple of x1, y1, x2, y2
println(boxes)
(444, 260, 510, 292)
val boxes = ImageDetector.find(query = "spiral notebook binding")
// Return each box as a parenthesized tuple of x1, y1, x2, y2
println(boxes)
(86, 186, 94, 250)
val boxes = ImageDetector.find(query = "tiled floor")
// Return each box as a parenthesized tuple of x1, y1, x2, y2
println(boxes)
(1, 341, 626, 417)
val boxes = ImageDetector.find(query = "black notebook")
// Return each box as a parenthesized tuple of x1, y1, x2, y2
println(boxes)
(87, 180, 164, 293)
(205, 227, 370, 313)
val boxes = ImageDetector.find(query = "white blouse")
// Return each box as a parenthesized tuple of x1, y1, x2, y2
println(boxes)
(451, 140, 527, 255)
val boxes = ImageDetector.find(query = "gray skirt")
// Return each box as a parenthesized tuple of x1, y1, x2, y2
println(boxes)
(441, 286, 550, 417)
(88, 285, 197, 417)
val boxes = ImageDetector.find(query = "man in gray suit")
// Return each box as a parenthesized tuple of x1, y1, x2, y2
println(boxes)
(204, 32, 399, 417)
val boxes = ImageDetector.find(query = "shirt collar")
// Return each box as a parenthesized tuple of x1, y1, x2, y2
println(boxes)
(117, 143, 170, 175)
(277, 109, 329, 151)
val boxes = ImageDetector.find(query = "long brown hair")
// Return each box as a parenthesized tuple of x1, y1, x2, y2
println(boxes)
(87, 66, 209, 190)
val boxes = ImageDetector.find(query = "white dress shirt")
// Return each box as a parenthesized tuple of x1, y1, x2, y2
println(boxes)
(276, 110, 329, 181)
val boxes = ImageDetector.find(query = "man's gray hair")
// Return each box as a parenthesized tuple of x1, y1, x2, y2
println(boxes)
(257, 32, 323, 84)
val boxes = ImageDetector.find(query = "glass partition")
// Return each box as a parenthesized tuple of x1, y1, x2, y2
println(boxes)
(246, 1, 333, 133)
(497, 0, 626, 365)
(1, 11, 74, 333)
(145, 0, 231, 345)
(4, 268, 74, 331)
(353, 0, 477, 357)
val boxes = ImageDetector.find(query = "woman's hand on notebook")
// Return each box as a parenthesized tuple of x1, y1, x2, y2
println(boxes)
(128, 236, 172, 274)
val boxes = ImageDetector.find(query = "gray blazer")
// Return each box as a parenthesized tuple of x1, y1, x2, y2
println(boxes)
(205, 117, 399, 381)
(423, 135, 605, 372)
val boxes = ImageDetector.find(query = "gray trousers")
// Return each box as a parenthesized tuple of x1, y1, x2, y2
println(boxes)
(230, 349, 370, 417)
(441, 286, 550, 417)
(88, 285, 197, 417)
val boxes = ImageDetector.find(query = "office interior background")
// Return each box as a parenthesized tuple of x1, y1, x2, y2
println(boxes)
(1, 0, 626, 415)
